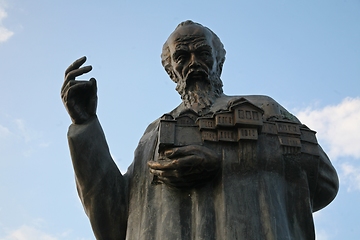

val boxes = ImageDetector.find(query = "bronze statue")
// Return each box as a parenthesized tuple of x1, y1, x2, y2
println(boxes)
(61, 20, 338, 240)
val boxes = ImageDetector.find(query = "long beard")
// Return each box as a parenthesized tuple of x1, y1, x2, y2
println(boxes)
(176, 74, 223, 113)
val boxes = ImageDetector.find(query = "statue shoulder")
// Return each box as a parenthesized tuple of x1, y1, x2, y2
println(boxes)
(136, 118, 160, 146)
(143, 118, 160, 135)
(227, 95, 301, 123)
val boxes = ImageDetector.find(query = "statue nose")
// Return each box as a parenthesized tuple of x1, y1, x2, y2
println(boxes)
(189, 54, 200, 68)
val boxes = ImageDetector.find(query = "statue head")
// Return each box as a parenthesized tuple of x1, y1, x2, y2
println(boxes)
(161, 20, 226, 110)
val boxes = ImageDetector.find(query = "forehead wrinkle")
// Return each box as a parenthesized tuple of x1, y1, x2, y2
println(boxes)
(193, 42, 212, 50)
(173, 37, 212, 53)
(174, 35, 207, 45)
(174, 44, 188, 52)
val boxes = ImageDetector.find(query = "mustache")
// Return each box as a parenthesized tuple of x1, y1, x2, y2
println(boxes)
(185, 68, 209, 84)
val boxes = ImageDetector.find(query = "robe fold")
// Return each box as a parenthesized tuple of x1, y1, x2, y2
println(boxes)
(67, 95, 338, 240)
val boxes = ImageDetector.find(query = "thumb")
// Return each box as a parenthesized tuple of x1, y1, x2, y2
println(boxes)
(89, 77, 97, 85)
(89, 78, 97, 93)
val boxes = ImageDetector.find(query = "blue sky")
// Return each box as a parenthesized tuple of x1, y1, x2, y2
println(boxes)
(0, 0, 359, 239)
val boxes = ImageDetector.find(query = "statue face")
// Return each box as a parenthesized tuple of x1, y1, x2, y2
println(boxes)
(168, 25, 217, 86)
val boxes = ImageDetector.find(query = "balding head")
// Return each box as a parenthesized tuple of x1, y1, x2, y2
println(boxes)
(161, 20, 226, 83)
(161, 21, 227, 112)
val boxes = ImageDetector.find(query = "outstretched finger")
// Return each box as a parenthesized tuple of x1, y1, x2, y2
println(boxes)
(65, 65, 93, 81)
(62, 66, 93, 91)
(149, 169, 181, 178)
(164, 145, 200, 158)
(148, 160, 178, 170)
(148, 155, 203, 170)
(150, 168, 203, 178)
(152, 171, 209, 188)
(65, 56, 87, 77)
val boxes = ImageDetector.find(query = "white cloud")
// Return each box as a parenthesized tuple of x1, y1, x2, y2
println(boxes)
(0, 219, 90, 240)
(0, 115, 48, 159)
(15, 119, 34, 143)
(340, 162, 360, 191)
(316, 229, 331, 240)
(0, 124, 11, 138)
(0, 122, 16, 153)
(0, 3, 14, 43)
(15, 119, 44, 157)
(295, 97, 360, 160)
(314, 212, 333, 240)
(1, 225, 57, 240)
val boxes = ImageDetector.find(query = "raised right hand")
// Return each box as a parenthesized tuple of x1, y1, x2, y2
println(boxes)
(61, 56, 98, 124)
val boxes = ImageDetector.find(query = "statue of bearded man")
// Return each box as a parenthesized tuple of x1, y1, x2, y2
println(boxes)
(61, 20, 338, 240)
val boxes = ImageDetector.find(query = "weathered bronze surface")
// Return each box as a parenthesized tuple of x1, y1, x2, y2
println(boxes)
(61, 20, 339, 240)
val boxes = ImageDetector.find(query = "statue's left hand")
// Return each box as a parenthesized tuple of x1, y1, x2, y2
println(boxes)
(148, 145, 221, 188)
(61, 56, 97, 124)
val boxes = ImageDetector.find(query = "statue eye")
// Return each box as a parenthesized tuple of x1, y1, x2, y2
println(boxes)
(175, 54, 187, 63)
(200, 50, 211, 58)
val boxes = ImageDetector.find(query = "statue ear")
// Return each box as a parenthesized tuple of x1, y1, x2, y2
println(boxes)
(217, 61, 224, 77)
(166, 67, 178, 83)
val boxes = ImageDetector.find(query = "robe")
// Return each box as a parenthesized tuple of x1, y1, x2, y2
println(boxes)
(67, 95, 338, 240)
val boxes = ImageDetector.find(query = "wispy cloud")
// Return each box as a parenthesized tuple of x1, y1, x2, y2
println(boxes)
(340, 162, 360, 191)
(316, 229, 331, 240)
(294, 97, 360, 160)
(0, 124, 11, 138)
(0, 219, 91, 240)
(294, 97, 360, 192)
(2, 225, 57, 240)
(0, 114, 49, 158)
(314, 212, 334, 240)
(0, 2, 14, 43)
(0, 121, 16, 154)
(14, 119, 38, 143)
